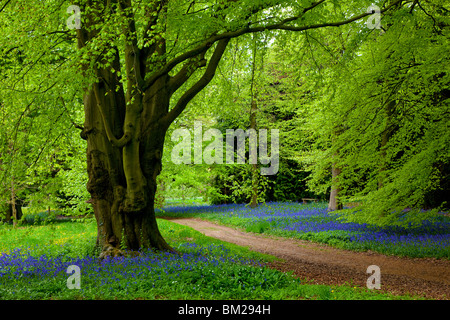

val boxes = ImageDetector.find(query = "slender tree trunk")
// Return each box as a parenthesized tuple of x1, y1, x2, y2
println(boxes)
(249, 34, 259, 208)
(11, 179, 17, 228)
(328, 161, 343, 211)
(328, 127, 343, 211)
(249, 99, 258, 208)
(3, 194, 22, 225)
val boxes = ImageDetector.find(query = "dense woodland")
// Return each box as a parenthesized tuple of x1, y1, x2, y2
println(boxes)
(0, 0, 448, 256)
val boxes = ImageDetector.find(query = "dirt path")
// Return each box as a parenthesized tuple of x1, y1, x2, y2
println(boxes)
(167, 218, 450, 300)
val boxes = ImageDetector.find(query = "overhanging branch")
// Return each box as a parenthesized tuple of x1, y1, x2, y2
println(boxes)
(143, 0, 402, 92)
(0, 0, 12, 14)
(167, 51, 208, 96)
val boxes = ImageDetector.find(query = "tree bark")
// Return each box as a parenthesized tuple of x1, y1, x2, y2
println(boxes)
(83, 71, 173, 258)
(3, 195, 22, 225)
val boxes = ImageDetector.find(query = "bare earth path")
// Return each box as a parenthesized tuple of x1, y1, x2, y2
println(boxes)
(166, 218, 450, 299)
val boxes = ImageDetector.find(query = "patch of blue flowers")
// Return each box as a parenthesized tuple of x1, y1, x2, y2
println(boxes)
(0, 243, 272, 299)
(158, 202, 450, 258)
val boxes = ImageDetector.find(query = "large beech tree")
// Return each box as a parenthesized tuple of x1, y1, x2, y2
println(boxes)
(2, 0, 403, 257)
(74, 0, 406, 257)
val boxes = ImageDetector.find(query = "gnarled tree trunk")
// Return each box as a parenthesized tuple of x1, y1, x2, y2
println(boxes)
(76, 0, 229, 258)
(82, 65, 173, 257)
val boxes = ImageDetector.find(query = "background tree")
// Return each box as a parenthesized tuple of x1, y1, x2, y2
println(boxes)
(300, 2, 449, 225)
(0, 4, 86, 224)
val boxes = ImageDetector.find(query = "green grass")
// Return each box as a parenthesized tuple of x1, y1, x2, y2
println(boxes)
(159, 219, 276, 262)
(0, 219, 425, 300)
(0, 220, 97, 258)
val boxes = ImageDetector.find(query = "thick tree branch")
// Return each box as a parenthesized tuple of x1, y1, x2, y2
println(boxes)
(142, 0, 167, 48)
(167, 51, 208, 96)
(93, 81, 132, 148)
(119, 0, 145, 93)
(161, 39, 230, 128)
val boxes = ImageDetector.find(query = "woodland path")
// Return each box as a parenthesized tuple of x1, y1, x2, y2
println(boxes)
(164, 218, 450, 300)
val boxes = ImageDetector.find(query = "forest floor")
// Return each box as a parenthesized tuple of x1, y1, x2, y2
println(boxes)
(165, 217, 450, 300)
